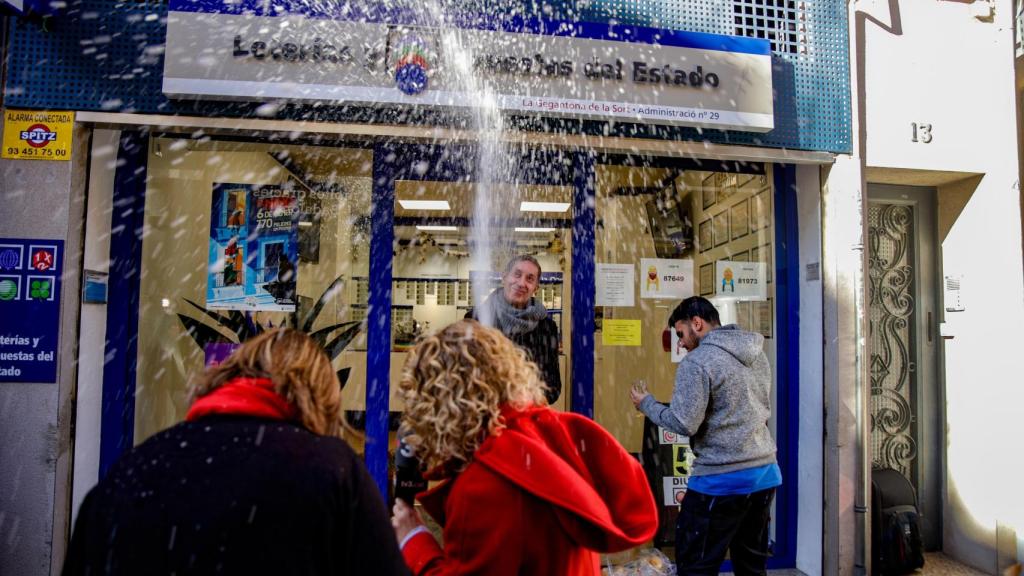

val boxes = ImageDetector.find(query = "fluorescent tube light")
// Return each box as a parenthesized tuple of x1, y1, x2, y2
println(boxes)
(514, 227, 556, 233)
(520, 201, 570, 213)
(399, 199, 451, 211)
(416, 225, 458, 232)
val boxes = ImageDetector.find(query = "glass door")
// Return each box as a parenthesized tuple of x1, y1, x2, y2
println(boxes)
(389, 179, 573, 412)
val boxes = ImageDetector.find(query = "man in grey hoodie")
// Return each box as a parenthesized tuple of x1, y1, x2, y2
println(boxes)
(630, 296, 781, 576)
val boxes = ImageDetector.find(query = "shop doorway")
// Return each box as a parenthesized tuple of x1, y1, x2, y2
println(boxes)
(388, 178, 573, 411)
(866, 183, 943, 550)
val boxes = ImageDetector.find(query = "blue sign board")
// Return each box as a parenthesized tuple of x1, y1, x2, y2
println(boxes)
(0, 238, 63, 383)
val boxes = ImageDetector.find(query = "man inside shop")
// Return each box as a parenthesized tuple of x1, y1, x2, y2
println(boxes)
(629, 296, 781, 576)
(467, 254, 561, 404)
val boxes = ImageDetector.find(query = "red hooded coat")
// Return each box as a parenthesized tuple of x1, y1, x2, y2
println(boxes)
(402, 405, 659, 575)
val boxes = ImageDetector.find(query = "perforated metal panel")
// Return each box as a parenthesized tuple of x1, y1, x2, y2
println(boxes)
(4, 0, 850, 153)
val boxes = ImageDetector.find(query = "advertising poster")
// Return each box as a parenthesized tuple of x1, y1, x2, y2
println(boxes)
(714, 260, 767, 300)
(0, 239, 62, 383)
(207, 183, 298, 311)
(640, 258, 694, 300)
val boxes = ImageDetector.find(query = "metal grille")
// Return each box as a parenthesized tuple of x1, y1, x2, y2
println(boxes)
(4, 0, 851, 153)
(732, 0, 804, 55)
(867, 202, 918, 480)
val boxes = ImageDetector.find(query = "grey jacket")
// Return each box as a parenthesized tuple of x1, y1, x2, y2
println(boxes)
(639, 324, 777, 476)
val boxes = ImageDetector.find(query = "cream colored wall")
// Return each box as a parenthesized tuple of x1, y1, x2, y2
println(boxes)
(857, 1, 1024, 571)
(135, 139, 372, 443)
(594, 190, 675, 453)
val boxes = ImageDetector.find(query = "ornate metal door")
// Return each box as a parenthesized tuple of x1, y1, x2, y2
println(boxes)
(868, 202, 918, 478)
(866, 184, 941, 550)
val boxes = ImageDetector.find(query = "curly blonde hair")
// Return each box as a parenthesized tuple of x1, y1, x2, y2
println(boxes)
(191, 328, 347, 437)
(398, 320, 548, 473)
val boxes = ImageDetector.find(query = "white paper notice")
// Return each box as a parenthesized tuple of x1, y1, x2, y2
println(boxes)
(596, 263, 635, 307)
(714, 260, 767, 300)
(640, 258, 694, 300)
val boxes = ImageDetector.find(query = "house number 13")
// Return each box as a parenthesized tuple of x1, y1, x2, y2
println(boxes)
(912, 123, 933, 143)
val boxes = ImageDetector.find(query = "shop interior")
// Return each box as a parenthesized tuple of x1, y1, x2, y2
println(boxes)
(130, 136, 779, 554)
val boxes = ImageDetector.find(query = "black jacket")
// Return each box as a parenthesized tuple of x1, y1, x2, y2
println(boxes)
(466, 310, 562, 404)
(63, 415, 410, 576)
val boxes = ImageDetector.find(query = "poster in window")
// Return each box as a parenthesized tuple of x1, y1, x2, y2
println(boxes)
(736, 300, 753, 331)
(751, 189, 771, 232)
(640, 258, 694, 300)
(730, 199, 750, 241)
(715, 260, 767, 300)
(207, 183, 298, 311)
(754, 298, 773, 339)
(699, 262, 715, 296)
(298, 195, 321, 263)
(698, 218, 712, 253)
(644, 189, 693, 259)
(713, 212, 729, 247)
(718, 173, 737, 204)
(757, 243, 773, 283)
(701, 174, 717, 210)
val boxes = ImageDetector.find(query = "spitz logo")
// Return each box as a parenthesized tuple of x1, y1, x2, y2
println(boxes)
(20, 124, 58, 148)
(394, 34, 430, 96)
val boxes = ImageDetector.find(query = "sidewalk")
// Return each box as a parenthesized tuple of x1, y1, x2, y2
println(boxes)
(719, 552, 992, 576)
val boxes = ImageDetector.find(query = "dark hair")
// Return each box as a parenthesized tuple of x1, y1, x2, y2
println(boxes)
(504, 254, 542, 277)
(668, 296, 721, 328)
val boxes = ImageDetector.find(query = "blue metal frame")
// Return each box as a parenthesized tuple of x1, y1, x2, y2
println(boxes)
(99, 131, 149, 477)
(363, 142, 579, 494)
(570, 150, 596, 418)
(767, 162, 800, 569)
(367, 143, 398, 497)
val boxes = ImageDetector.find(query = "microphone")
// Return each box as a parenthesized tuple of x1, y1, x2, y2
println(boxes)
(393, 434, 427, 506)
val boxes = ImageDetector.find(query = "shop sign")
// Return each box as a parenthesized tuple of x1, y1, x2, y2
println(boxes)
(714, 260, 767, 300)
(2, 109, 74, 161)
(640, 258, 694, 300)
(0, 238, 62, 383)
(163, 2, 773, 131)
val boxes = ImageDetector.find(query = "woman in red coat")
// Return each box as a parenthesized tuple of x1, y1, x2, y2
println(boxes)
(391, 320, 659, 575)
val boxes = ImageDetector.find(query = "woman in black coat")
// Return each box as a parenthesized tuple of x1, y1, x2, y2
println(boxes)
(63, 329, 410, 576)
(467, 255, 562, 404)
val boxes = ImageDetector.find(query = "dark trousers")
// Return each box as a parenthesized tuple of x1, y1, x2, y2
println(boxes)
(675, 487, 776, 576)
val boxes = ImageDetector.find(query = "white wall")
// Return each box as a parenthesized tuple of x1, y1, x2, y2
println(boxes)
(796, 164, 824, 576)
(858, 0, 1024, 571)
(0, 119, 85, 576)
(70, 129, 119, 527)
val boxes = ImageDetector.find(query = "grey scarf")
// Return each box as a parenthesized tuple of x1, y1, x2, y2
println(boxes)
(482, 292, 549, 336)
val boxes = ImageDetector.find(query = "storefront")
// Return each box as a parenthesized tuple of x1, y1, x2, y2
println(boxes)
(0, 0, 853, 573)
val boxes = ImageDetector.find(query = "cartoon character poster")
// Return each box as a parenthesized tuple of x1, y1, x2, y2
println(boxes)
(639, 258, 694, 300)
(207, 183, 298, 311)
(713, 260, 767, 301)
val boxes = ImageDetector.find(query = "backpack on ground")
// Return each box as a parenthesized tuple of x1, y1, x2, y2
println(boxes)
(871, 468, 925, 575)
